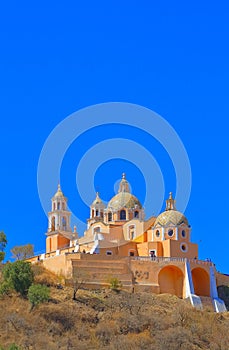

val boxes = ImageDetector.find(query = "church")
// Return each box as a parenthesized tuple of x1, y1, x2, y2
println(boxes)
(30, 173, 228, 312)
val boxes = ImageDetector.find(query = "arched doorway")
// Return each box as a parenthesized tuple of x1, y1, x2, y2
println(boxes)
(158, 266, 184, 297)
(191, 267, 210, 296)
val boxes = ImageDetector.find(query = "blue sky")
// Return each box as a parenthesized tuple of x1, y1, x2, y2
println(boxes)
(0, 1, 228, 273)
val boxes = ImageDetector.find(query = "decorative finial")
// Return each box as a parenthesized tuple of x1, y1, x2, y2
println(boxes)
(166, 192, 176, 210)
(118, 173, 130, 193)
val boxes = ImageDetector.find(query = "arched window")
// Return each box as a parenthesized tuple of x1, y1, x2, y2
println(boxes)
(62, 217, 66, 230)
(168, 229, 173, 237)
(134, 211, 139, 218)
(181, 230, 186, 238)
(108, 212, 112, 221)
(57, 202, 60, 210)
(95, 210, 99, 217)
(120, 210, 126, 220)
(155, 230, 160, 237)
(51, 216, 55, 231)
(62, 202, 65, 210)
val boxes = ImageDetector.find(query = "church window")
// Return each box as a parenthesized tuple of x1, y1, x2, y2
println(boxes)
(129, 250, 135, 256)
(155, 230, 160, 237)
(168, 229, 173, 237)
(106, 251, 112, 255)
(96, 210, 99, 216)
(57, 202, 60, 210)
(51, 216, 55, 231)
(120, 210, 126, 220)
(53, 203, 56, 211)
(134, 211, 139, 218)
(182, 230, 186, 237)
(180, 243, 188, 252)
(108, 212, 112, 221)
(62, 217, 66, 230)
(62, 202, 65, 210)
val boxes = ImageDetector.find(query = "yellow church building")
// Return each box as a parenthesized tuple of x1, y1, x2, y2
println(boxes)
(31, 173, 227, 312)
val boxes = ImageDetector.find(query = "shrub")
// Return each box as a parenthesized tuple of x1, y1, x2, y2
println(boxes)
(28, 284, 50, 309)
(108, 277, 122, 291)
(7, 345, 21, 350)
(2, 261, 34, 296)
(0, 280, 12, 296)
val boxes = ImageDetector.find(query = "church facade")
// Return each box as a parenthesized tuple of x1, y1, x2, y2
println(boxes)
(30, 174, 227, 312)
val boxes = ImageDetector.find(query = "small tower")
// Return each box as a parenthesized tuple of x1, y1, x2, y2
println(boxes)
(118, 173, 130, 193)
(87, 192, 105, 228)
(48, 184, 71, 232)
(166, 192, 176, 210)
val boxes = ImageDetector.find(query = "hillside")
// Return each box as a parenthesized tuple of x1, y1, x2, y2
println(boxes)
(0, 284, 229, 350)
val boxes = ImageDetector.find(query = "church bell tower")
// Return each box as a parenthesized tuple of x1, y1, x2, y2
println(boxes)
(48, 184, 71, 232)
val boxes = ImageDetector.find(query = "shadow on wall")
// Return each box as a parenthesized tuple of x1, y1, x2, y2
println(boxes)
(217, 285, 229, 310)
(192, 267, 210, 297)
(158, 265, 184, 298)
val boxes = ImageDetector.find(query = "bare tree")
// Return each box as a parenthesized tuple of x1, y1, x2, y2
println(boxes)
(11, 243, 34, 261)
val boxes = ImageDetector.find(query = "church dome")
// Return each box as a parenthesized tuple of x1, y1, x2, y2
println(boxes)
(91, 192, 105, 208)
(107, 173, 142, 211)
(108, 192, 142, 211)
(154, 192, 189, 226)
(154, 210, 188, 226)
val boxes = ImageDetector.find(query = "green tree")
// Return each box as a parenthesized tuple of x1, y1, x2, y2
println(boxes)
(10, 244, 34, 261)
(2, 261, 34, 296)
(28, 283, 50, 309)
(0, 231, 7, 263)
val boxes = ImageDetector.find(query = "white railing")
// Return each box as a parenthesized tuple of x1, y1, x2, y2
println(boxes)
(133, 256, 214, 266)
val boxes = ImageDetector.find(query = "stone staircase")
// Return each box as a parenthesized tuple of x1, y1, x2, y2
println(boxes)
(71, 257, 133, 289)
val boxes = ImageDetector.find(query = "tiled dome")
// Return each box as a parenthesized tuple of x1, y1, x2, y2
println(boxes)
(154, 192, 189, 226)
(107, 173, 142, 211)
(107, 192, 142, 211)
(154, 210, 188, 226)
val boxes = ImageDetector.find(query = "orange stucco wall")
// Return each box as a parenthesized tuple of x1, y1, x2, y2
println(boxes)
(191, 267, 210, 296)
(161, 239, 198, 259)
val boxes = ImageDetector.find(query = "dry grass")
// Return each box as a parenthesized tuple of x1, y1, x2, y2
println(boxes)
(0, 266, 229, 350)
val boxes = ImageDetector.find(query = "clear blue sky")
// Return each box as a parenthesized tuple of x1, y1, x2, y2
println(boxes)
(0, 1, 228, 273)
